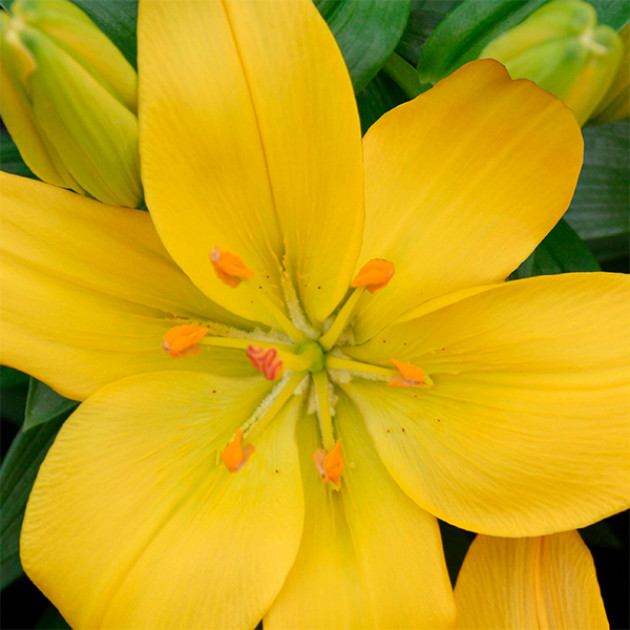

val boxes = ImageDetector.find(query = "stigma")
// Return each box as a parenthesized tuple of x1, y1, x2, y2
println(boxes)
(222, 429, 255, 472)
(247, 345, 283, 380)
(162, 325, 209, 358)
(313, 439, 344, 487)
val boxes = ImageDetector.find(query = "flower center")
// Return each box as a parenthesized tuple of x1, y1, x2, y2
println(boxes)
(161, 247, 429, 488)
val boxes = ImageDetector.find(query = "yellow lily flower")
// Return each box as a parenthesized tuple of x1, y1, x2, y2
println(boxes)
(455, 531, 609, 629)
(0, 0, 628, 628)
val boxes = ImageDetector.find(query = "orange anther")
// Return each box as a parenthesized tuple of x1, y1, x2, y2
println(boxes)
(162, 325, 209, 358)
(247, 345, 283, 380)
(351, 258, 394, 294)
(388, 358, 426, 387)
(209, 246, 255, 288)
(222, 429, 255, 472)
(313, 440, 344, 486)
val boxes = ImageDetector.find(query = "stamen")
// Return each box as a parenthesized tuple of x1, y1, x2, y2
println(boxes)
(351, 259, 394, 294)
(162, 325, 209, 358)
(222, 429, 255, 472)
(209, 246, 255, 287)
(326, 355, 399, 379)
(247, 345, 283, 381)
(319, 258, 394, 351)
(313, 440, 344, 487)
(389, 359, 426, 387)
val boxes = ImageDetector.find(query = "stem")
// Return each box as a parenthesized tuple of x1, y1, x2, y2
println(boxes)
(382, 52, 424, 100)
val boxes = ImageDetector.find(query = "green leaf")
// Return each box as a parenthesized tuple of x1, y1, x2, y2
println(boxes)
(511, 219, 601, 280)
(439, 520, 475, 585)
(0, 128, 36, 180)
(315, 0, 411, 92)
(396, 0, 463, 66)
(589, 0, 630, 30)
(35, 605, 71, 629)
(357, 72, 408, 135)
(24, 378, 79, 432)
(0, 366, 29, 389)
(581, 520, 623, 550)
(0, 416, 65, 590)
(416, 0, 547, 84)
(565, 120, 630, 262)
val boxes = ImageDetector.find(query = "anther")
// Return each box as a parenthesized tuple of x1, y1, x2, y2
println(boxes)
(247, 345, 283, 380)
(388, 358, 426, 387)
(351, 258, 394, 294)
(209, 246, 255, 287)
(222, 429, 255, 472)
(162, 325, 209, 358)
(313, 440, 344, 486)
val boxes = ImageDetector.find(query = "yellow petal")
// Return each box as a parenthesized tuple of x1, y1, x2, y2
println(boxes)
(455, 532, 609, 629)
(0, 173, 256, 400)
(21, 372, 303, 630)
(354, 59, 583, 342)
(139, 0, 363, 327)
(266, 392, 456, 630)
(344, 273, 630, 535)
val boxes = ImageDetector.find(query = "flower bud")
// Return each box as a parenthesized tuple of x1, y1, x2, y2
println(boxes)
(589, 23, 629, 124)
(0, 0, 142, 207)
(479, 1, 623, 125)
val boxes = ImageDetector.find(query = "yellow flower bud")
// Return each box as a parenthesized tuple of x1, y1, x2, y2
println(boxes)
(479, 1, 623, 125)
(0, 0, 142, 207)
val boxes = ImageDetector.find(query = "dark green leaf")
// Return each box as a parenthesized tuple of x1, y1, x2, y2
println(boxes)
(589, 0, 630, 30)
(35, 605, 71, 629)
(581, 520, 623, 550)
(24, 378, 79, 432)
(316, 0, 411, 92)
(357, 72, 408, 135)
(70, 0, 138, 68)
(439, 520, 475, 585)
(566, 120, 630, 262)
(396, 0, 463, 66)
(0, 416, 65, 590)
(0, 366, 29, 389)
(0, 128, 36, 180)
(416, 0, 548, 83)
(511, 219, 600, 279)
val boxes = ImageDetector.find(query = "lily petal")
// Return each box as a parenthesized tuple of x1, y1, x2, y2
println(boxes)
(0, 173, 256, 400)
(344, 273, 630, 535)
(21, 372, 303, 630)
(354, 59, 583, 342)
(139, 0, 363, 327)
(455, 532, 608, 629)
(266, 391, 456, 630)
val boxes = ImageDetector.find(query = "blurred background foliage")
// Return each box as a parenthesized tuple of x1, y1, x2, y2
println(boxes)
(1, 0, 628, 627)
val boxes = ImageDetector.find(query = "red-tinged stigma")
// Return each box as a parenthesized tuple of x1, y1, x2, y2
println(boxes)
(313, 440, 344, 486)
(162, 325, 209, 358)
(222, 429, 255, 472)
(351, 258, 394, 294)
(247, 345, 283, 380)
(388, 358, 426, 387)
(209, 246, 255, 288)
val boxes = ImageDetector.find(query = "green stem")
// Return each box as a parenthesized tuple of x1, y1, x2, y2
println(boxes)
(382, 52, 424, 100)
